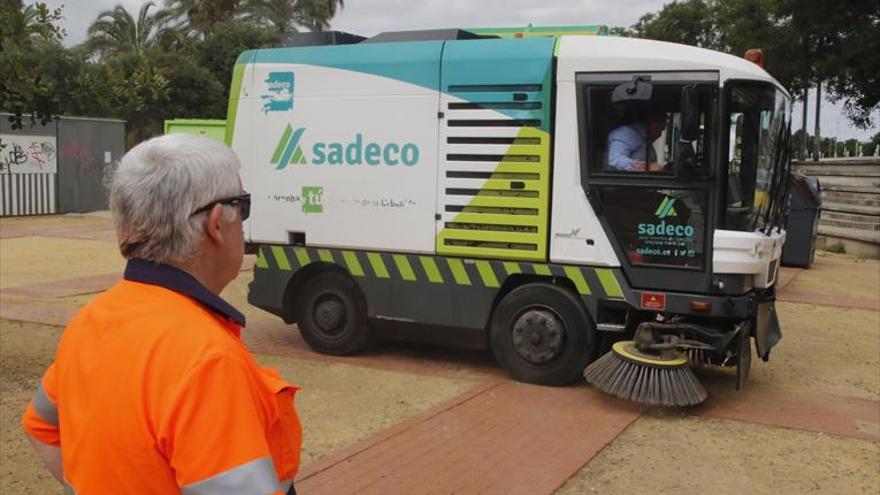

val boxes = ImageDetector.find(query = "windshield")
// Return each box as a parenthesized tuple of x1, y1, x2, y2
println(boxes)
(724, 83, 791, 232)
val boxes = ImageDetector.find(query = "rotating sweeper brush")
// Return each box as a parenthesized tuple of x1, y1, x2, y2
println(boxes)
(584, 341, 706, 407)
(584, 320, 744, 407)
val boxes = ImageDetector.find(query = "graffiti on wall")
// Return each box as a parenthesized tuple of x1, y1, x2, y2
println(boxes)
(0, 134, 57, 174)
(59, 139, 96, 172)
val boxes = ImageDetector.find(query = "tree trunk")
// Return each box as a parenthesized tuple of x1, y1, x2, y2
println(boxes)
(812, 82, 821, 162)
(799, 92, 808, 161)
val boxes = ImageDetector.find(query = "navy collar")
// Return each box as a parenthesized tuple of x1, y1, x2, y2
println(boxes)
(123, 259, 246, 327)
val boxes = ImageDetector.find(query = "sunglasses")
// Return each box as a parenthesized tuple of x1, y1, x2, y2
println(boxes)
(190, 192, 251, 220)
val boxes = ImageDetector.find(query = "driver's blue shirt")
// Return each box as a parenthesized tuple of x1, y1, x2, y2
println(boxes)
(607, 123, 649, 171)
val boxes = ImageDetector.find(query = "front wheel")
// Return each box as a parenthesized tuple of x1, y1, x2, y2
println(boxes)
(294, 270, 373, 355)
(490, 283, 596, 385)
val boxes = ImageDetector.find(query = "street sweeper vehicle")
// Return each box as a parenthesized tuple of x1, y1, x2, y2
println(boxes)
(228, 28, 791, 407)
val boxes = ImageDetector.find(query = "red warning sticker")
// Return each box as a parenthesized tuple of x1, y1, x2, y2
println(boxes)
(640, 292, 666, 311)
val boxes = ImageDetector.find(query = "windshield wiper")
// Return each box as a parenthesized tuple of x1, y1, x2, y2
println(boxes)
(763, 123, 792, 234)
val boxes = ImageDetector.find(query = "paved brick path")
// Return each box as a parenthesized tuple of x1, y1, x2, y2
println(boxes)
(296, 381, 644, 495)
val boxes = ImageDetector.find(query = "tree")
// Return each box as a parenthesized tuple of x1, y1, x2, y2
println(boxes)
(240, 0, 345, 33)
(632, 0, 879, 129)
(86, 2, 175, 59)
(196, 21, 279, 104)
(165, 0, 242, 37)
(0, 0, 66, 128)
(802, 0, 880, 129)
(102, 51, 171, 147)
(631, 0, 719, 48)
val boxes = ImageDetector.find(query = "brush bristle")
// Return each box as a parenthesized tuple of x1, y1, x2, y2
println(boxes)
(584, 350, 707, 407)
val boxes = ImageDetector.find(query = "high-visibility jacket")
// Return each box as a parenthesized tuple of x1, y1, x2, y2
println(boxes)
(22, 259, 302, 494)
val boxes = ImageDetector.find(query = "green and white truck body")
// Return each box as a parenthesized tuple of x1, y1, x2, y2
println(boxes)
(228, 31, 791, 386)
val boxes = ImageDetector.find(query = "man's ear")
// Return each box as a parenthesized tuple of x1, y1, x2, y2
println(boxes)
(204, 204, 225, 245)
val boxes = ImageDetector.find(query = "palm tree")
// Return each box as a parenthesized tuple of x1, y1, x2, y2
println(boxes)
(164, 0, 242, 37)
(240, 0, 345, 33)
(86, 2, 174, 58)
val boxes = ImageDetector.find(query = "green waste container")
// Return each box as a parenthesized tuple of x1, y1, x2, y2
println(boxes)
(164, 119, 227, 143)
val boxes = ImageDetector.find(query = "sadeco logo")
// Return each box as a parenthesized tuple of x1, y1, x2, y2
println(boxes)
(270, 125, 420, 170)
(637, 196, 695, 237)
(261, 72, 294, 114)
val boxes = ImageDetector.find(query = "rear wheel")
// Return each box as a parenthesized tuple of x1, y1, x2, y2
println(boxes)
(490, 283, 596, 385)
(294, 271, 373, 355)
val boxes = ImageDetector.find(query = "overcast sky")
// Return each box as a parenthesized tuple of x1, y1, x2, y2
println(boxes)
(39, 0, 879, 141)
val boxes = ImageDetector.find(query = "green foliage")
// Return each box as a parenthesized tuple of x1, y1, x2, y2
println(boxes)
(1, 0, 343, 146)
(825, 241, 846, 254)
(631, 0, 879, 128)
(197, 21, 279, 103)
(0, 0, 66, 128)
(85, 1, 174, 58)
(631, 0, 718, 48)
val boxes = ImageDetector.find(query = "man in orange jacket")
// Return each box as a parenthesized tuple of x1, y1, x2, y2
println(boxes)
(22, 134, 302, 494)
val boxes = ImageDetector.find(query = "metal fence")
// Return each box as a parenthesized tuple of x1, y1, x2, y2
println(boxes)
(0, 115, 125, 217)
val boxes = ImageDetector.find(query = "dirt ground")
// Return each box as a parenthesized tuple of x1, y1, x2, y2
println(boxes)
(558, 411, 879, 495)
(0, 320, 475, 494)
(0, 213, 878, 494)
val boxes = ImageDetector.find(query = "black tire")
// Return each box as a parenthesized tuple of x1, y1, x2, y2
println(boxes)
(294, 270, 373, 355)
(490, 283, 596, 386)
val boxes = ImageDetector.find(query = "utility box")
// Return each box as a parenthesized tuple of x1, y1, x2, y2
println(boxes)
(164, 119, 227, 143)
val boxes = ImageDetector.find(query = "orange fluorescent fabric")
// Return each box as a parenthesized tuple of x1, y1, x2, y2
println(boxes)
(22, 277, 301, 494)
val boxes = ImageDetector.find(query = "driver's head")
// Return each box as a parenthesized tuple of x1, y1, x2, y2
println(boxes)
(645, 109, 667, 140)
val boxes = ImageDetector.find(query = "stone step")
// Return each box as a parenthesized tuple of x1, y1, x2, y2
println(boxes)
(818, 224, 880, 244)
(821, 184, 880, 194)
(821, 209, 880, 222)
(812, 176, 880, 188)
(821, 202, 880, 216)
(793, 165, 880, 177)
(820, 217, 880, 231)
(821, 191, 880, 207)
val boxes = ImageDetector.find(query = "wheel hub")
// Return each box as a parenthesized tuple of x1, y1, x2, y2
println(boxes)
(314, 297, 346, 335)
(511, 309, 565, 364)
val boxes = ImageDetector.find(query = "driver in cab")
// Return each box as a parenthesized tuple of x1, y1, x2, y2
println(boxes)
(607, 108, 668, 172)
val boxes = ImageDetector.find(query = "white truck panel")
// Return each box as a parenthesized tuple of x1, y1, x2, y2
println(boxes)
(548, 80, 621, 267)
(242, 65, 440, 253)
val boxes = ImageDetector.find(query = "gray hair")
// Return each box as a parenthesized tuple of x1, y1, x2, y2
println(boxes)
(110, 134, 242, 265)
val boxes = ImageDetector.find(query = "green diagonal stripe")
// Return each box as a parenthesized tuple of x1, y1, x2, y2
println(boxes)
(292, 146, 305, 165)
(271, 246, 291, 271)
(447, 258, 471, 286)
(271, 124, 293, 163)
(255, 247, 269, 269)
(393, 254, 417, 281)
(563, 266, 591, 295)
(294, 247, 311, 266)
(475, 261, 500, 288)
(503, 262, 522, 275)
(596, 269, 624, 298)
(532, 264, 552, 276)
(342, 251, 364, 276)
(655, 196, 669, 216)
(420, 257, 443, 283)
(318, 249, 334, 263)
(367, 252, 390, 278)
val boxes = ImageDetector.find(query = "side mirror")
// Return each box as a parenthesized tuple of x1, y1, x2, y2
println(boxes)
(612, 75, 653, 103)
(680, 84, 699, 141)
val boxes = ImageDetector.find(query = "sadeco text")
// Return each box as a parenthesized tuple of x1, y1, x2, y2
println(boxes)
(311, 133, 419, 166)
(637, 220, 695, 237)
